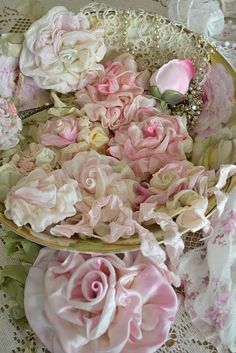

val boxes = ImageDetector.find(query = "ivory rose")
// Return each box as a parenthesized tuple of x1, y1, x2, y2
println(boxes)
(0, 98, 22, 150)
(108, 110, 193, 180)
(76, 53, 155, 130)
(139, 190, 209, 234)
(149, 59, 195, 105)
(20, 6, 106, 93)
(4, 169, 80, 232)
(194, 63, 234, 140)
(24, 248, 178, 353)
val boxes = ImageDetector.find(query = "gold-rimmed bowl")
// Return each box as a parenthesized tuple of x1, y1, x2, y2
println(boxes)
(1, 5, 236, 253)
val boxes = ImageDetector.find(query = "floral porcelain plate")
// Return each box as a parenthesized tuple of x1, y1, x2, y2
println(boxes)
(1, 3, 236, 253)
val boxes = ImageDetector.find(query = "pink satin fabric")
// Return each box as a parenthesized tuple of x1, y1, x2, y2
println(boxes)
(24, 249, 178, 353)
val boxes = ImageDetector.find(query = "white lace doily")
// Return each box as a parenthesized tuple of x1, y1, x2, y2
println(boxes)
(0, 1, 235, 353)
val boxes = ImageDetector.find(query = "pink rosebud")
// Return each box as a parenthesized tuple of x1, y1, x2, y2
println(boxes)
(150, 59, 196, 95)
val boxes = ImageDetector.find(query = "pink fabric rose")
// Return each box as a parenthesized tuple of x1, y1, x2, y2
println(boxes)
(0, 55, 50, 110)
(108, 109, 193, 180)
(150, 59, 196, 95)
(24, 248, 178, 353)
(50, 150, 138, 240)
(20, 6, 106, 94)
(136, 161, 205, 205)
(76, 53, 155, 130)
(4, 168, 80, 232)
(0, 97, 22, 150)
(194, 63, 234, 140)
(38, 116, 79, 147)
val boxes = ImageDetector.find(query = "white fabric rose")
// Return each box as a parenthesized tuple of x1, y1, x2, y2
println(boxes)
(20, 6, 106, 93)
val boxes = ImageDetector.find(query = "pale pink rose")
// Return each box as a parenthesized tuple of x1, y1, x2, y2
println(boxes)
(76, 53, 155, 130)
(20, 6, 106, 94)
(38, 116, 79, 147)
(4, 169, 80, 232)
(150, 59, 196, 95)
(194, 63, 234, 140)
(17, 155, 35, 176)
(0, 97, 22, 150)
(61, 150, 136, 202)
(24, 248, 178, 353)
(50, 151, 138, 239)
(108, 109, 193, 180)
(0, 55, 50, 110)
(137, 161, 205, 205)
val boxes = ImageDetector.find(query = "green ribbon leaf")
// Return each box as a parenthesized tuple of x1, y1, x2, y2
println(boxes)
(0, 230, 40, 264)
(161, 90, 186, 105)
(0, 229, 41, 326)
(149, 86, 162, 99)
(160, 101, 168, 111)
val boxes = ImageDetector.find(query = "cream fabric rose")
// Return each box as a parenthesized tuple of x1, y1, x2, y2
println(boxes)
(4, 168, 80, 232)
(24, 248, 178, 353)
(138, 161, 205, 205)
(19, 6, 106, 93)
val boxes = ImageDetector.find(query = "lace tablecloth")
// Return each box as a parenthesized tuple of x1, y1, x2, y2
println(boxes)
(0, 1, 235, 353)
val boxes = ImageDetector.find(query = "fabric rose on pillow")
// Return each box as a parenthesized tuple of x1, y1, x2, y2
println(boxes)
(76, 53, 155, 130)
(4, 169, 80, 232)
(0, 98, 22, 150)
(194, 63, 234, 140)
(108, 109, 193, 180)
(24, 248, 178, 353)
(50, 151, 139, 240)
(20, 6, 106, 94)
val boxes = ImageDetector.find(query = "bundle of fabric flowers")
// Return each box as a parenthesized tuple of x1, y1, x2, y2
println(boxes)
(0, 4, 236, 353)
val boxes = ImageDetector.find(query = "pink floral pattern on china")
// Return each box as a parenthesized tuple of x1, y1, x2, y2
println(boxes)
(24, 248, 178, 353)
(194, 63, 234, 140)
(179, 188, 236, 352)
